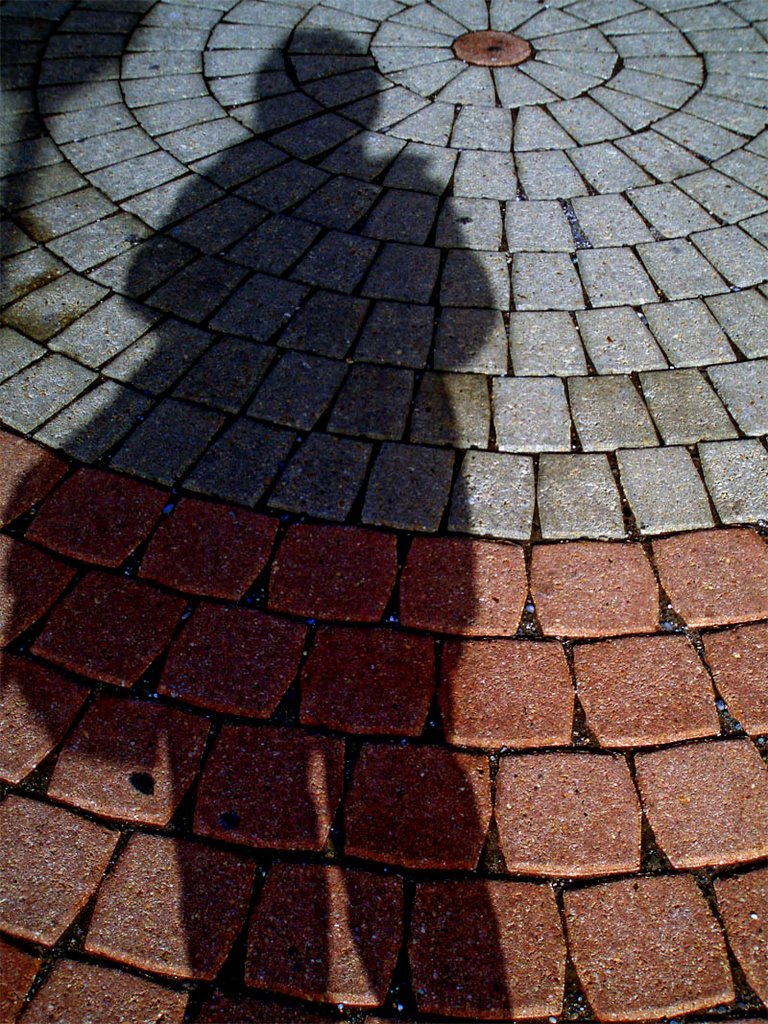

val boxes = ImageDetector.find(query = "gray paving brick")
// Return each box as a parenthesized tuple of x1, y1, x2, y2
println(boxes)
(227, 215, 321, 275)
(437, 198, 503, 251)
(328, 364, 413, 440)
(362, 242, 440, 303)
(448, 449, 535, 540)
(516, 150, 587, 200)
(104, 320, 214, 396)
(714, 149, 768, 198)
(47, 212, 152, 273)
(569, 375, 658, 451)
(166, 197, 268, 255)
(48, 296, 160, 368)
(494, 377, 572, 453)
(679, 169, 768, 223)
(441, 251, 510, 309)
(151, 256, 250, 324)
(627, 183, 718, 239)
(174, 338, 273, 414)
(452, 150, 517, 200)
(354, 301, 433, 368)
(61, 127, 157, 173)
(589, 86, 668, 132)
(248, 351, 346, 430)
(617, 130, 707, 182)
(617, 446, 714, 534)
(451, 106, 512, 152)
(640, 368, 737, 445)
(577, 307, 667, 374)
(512, 252, 584, 311)
(16, 187, 116, 243)
(538, 453, 625, 540)
(570, 194, 653, 247)
(86, 149, 186, 201)
(654, 111, 747, 161)
(34, 380, 151, 463)
(411, 371, 490, 448)
(692, 226, 768, 289)
(321, 131, 404, 182)
(186, 419, 296, 506)
(122, 174, 224, 230)
(88, 236, 195, 298)
(276, 291, 368, 359)
(578, 247, 658, 307)
(514, 106, 574, 152)
(505, 200, 574, 253)
(699, 439, 768, 525)
(362, 189, 436, 243)
(134, 97, 226, 136)
(550, 97, 626, 145)
(1, 247, 66, 304)
(291, 231, 379, 293)
(0, 328, 44, 383)
(569, 141, 653, 193)
(708, 360, 768, 436)
(705, 290, 768, 359)
(0, 353, 96, 432)
(1, 162, 85, 211)
(363, 442, 455, 531)
(1, 272, 106, 342)
(269, 433, 371, 521)
(388, 100, 455, 145)
(636, 239, 727, 301)
(437, 66, 496, 105)
(237, 160, 328, 212)
(509, 311, 587, 377)
(643, 299, 736, 367)
(434, 308, 507, 374)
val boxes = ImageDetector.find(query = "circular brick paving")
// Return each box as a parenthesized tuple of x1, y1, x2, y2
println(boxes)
(1, 1, 768, 1021)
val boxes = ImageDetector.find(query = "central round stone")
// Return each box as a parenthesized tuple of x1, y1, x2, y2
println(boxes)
(453, 30, 534, 67)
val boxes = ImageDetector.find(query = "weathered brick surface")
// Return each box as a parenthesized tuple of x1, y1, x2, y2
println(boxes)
(344, 743, 492, 870)
(0, 429, 67, 527)
(564, 875, 735, 1021)
(704, 623, 768, 735)
(0, 936, 42, 1021)
(409, 879, 565, 1019)
(530, 542, 659, 638)
(245, 863, 403, 1007)
(439, 638, 573, 748)
(400, 537, 527, 636)
(715, 867, 768, 1005)
(0, 535, 75, 647)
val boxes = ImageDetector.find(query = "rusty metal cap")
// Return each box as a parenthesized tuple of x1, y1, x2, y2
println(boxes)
(453, 30, 534, 67)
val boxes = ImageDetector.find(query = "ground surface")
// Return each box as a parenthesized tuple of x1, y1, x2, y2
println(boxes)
(1, 0, 768, 1021)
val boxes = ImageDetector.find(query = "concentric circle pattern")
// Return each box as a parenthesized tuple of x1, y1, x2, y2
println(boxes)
(1, 0, 767, 541)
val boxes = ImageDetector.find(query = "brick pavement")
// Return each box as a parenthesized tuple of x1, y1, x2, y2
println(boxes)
(2, 0, 768, 1020)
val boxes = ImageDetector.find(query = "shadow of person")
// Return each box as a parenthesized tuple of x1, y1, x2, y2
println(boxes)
(1, 7, 527, 1019)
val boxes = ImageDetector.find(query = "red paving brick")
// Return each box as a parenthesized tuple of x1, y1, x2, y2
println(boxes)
(344, 743, 491, 870)
(85, 832, 255, 980)
(47, 694, 210, 826)
(194, 724, 344, 851)
(564, 874, 735, 1021)
(26, 468, 167, 567)
(0, 429, 67, 527)
(22, 959, 188, 1024)
(0, 936, 41, 1020)
(0, 795, 118, 945)
(0, 534, 75, 646)
(399, 537, 527, 636)
(245, 862, 403, 1007)
(653, 528, 768, 628)
(300, 625, 435, 735)
(197, 990, 329, 1022)
(439, 638, 574, 749)
(703, 623, 768, 735)
(269, 524, 397, 622)
(495, 752, 641, 878)
(159, 603, 306, 717)
(139, 497, 278, 599)
(715, 866, 768, 1005)
(635, 739, 768, 870)
(409, 879, 565, 1019)
(32, 572, 185, 686)
(530, 542, 659, 639)
(0, 652, 88, 784)
(573, 634, 720, 748)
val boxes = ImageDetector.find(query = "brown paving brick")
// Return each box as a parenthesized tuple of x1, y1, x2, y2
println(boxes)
(22, 959, 188, 1024)
(653, 528, 768, 628)
(48, 694, 210, 826)
(159, 603, 306, 717)
(0, 936, 41, 1021)
(27, 468, 166, 567)
(439, 639, 573, 749)
(399, 537, 527, 636)
(573, 635, 720, 748)
(564, 874, 734, 1021)
(530, 542, 659, 639)
(715, 866, 768, 1005)
(496, 752, 641, 878)
(32, 571, 185, 686)
(85, 832, 255, 981)
(409, 879, 565, 1019)
(704, 624, 768, 735)
(198, 990, 329, 1022)
(269, 524, 397, 622)
(300, 626, 435, 736)
(195, 724, 344, 851)
(0, 535, 75, 647)
(0, 429, 67, 527)
(344, 743, 491, 870)
(140, 497, 278, 599)
(245, 862, 403, 1007)
(635, 739, 768, 869)
(0, 795, 118, 946)
(0, 652, 88, 784)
